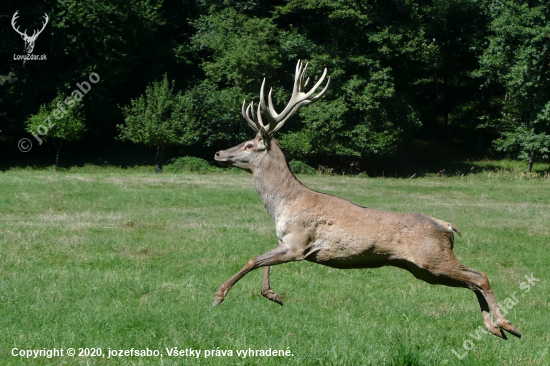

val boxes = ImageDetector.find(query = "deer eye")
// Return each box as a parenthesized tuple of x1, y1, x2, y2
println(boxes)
(245, 143, 254, 149)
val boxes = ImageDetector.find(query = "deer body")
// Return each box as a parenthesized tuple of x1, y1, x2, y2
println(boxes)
(251, 141, 454, 271)
(213, 61, 521, 340)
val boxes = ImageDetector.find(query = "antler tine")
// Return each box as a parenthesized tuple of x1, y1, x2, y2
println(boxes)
(264, 59, 306, 120)
(299, 62, 309, 92)
(255, 101, 266, 130)
(33, 13, 49, 39)
(266, 60, 330, 133)
(11, 11, 27, 37)
(11, 10, 18, 26)
(248, 101, 264, 132)
(268, 70, 330, 135)
(293, 60, 303, 94)
(266, 87, 278, 119)
(304, 68, 330, 104)
(253, 60, 331, 136)
(269, 104, 302, 135)
(308, 75, 331, 104)
(242, 100, 258, 132)
(250, 100, 256, 121)
(259, 79, 272, 117)
(242, 99, 270, 142)
(259, 78, 279, 131)
(251, 101, 270, 141)
(304, 68, 329, 99)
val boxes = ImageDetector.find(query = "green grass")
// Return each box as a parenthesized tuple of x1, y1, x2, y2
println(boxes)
(0, 169, 548, 365)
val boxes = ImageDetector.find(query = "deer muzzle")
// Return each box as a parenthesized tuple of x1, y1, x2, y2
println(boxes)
(214, 150, 231, 165)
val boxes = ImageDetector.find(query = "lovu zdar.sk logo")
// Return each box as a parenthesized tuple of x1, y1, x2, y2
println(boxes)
(12, 10, 48, 61)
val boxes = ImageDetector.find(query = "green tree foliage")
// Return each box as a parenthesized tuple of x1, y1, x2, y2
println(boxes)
(1, 0, 195, 140)
(0, 73, 18, 135)
(2, 0, 550, 172)
(189, 1, 428, 166)
(192, 7, 282, 90)
(415, 0, 490, 143)
(26, 92, 86, 170)
(476, 0, 550, 172)
(180, 7, 284, 148)
(117, 74, 188, 173)
(178, 80, 248, 147)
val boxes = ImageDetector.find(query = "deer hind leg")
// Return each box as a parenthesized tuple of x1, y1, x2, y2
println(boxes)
(262, 266, 283, 305)
(404, 260, 520, 339)
(464, 268, 521, 338)
(473, 288, 507, 338)
(213, 246, 297, 307)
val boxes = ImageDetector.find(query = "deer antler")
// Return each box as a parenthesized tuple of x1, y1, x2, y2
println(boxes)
(11, 11, 27, 38)
(11, 11, 49, 40)
(242, 60, 330, 138)
(242, 100, 270, 142)
(30, 13, 49, 40)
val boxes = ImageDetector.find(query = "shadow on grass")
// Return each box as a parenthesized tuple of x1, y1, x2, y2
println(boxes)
(2, 137, 548, 177)
(0, 140, 223, 173)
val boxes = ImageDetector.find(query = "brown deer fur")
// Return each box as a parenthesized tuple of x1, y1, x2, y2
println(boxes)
(212, 61, 521, 339)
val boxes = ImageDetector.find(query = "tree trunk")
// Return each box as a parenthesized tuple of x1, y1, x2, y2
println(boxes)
(53, 138, 63, 171)
(478, 89, 486, 156)
(431, 86, 438, 139)
(155, 146, 163, 173)
(477, 129, 484, 157)
(526, 150, 534, 173)
(443, 77, 448, 135)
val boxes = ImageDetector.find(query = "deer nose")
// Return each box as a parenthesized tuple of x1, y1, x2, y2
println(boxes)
(215, 151, 221, 159)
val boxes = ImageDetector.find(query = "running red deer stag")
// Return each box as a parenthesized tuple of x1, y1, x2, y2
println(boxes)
(213, 60, 521, 339)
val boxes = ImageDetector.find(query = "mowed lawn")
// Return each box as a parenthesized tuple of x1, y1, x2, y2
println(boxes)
(0, 169, 548, 365)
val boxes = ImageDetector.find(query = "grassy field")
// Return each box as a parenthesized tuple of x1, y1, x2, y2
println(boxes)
(0, 168, 548, 365)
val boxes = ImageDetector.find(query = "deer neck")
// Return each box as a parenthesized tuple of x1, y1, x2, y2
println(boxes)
(252, 141, 307, 221)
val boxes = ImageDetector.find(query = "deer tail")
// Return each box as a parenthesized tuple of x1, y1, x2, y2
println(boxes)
(448, 223, 461, 237)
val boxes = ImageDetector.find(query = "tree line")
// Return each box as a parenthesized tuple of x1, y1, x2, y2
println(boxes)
(1, 0, 549, 173)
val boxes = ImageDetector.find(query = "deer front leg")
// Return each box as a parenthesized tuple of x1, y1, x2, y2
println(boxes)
(212, 246, 296, 307)
(262, 266, 283, 305)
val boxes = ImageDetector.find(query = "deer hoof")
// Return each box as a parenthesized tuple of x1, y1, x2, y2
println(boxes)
(488, 326, 507, 339)
(506, 326, 522, 338)
(212, 284, 229, 307)
(273, 294, 283, 306)
(497, 319, 521, 338)
(212, 295, 225, 307)
(270, 293, 283, 306)
(262, 289, 283, 306)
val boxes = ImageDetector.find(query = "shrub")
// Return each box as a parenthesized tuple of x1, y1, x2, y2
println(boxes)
(289, 160, 317, 175)
(165, 156, 219, 173)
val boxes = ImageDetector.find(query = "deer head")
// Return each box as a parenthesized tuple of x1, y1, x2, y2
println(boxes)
(214, 60, 330, 171)
(12, 11, 49, 54)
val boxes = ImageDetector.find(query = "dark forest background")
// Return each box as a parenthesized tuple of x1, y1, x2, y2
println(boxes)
(1, 0, 549, 175)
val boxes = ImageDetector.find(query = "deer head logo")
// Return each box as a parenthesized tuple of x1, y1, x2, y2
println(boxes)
(11, 11, 49, 54)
